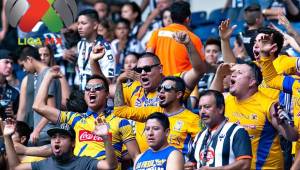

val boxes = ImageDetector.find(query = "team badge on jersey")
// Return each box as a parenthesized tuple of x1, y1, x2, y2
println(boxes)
(174, 120, 183, 131)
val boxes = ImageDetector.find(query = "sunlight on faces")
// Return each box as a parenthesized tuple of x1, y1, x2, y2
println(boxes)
(145, 119, 169, 150)
(137, 57, 162, 92)
(229, 64, 256, 96)
(84, 79, 108, 111)
(158, 80, 179, 108)
(39, 47, 51, 66)
(204, 44, 221, 65)
(198, 95, 223, 128)
(124, 54, 138, 71)
(51, 133, 74, 157)
(77, 15, 98, 38)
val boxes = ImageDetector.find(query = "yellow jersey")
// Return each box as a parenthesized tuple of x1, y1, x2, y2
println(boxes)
(59, 110, 135, 169)
(114, 105, 200, 155)
(225, 92, 283, 170)
(122, 77, 192, 152)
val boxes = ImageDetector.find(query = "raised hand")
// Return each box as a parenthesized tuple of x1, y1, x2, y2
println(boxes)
(90, 45, 106, 62)
(93, 117, 110, 139)
(216, 63, 233, 78)
(48, 65, 63, 79)
(257, 34, 277, 57)
(3, 118, 16, 137)
(173, 31, 190, 45)
(117, 70, 140, 83)
(219, 19, 237, 40)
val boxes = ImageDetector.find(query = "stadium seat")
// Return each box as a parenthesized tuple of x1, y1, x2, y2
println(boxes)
(190, 11, 207, 28)
(193, 24, 219, 41)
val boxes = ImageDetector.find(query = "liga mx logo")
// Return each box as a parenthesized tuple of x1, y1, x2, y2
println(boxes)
(5, 0, 77, 33)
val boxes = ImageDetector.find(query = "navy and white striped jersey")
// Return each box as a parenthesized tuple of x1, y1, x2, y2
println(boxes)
(76, 36, 115, 90)
(190, 122, 252, 168)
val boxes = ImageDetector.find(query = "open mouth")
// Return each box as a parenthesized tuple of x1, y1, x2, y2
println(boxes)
(53, 144, 61, 154)
(253, 50, 260, 60)
(89, 94, 96, 103)
(230, 79, 236, 86)
(141, 77, 150, 86)
(201, 114, 209, 120)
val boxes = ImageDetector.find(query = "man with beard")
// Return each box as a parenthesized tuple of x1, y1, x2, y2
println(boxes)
(114, 76, 200, 158)
(3, 118, 117, 170)
(32, 66, 140, 170)
(91, 31, 206, 153)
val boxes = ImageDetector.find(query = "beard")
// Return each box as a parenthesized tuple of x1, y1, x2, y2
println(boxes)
(52, 150, 74, 163)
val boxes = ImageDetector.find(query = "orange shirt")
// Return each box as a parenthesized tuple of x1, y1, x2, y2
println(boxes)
(147, 23, 205, 75)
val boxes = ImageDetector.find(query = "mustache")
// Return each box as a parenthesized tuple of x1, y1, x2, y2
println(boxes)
(201, 113, 209, 119)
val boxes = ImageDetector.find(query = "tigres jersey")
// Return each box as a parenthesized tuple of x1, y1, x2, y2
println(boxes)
(225, 92, 283, 170)
(114, 106, 200, 155)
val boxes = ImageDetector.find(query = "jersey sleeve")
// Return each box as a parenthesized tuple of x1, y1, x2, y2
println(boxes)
(58, 111, 81, 128)
(232, 128, 252, 160)
(114, 106, 161, 122)
(188, 115, 201, 138)
(118, 118, 136, 143)
(259, 56, 285, 91)
(146, 30, 158, 50)
(273, 55, 299, 74)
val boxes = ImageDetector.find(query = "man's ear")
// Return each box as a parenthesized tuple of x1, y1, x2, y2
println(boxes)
(270, 44, 278, 55)
(165, 128, 170, 137)
(93, 21, 99, 31)
(20, 136, 27, 145)
(176, 91, 183, 100)
(159, 65, 163, 74)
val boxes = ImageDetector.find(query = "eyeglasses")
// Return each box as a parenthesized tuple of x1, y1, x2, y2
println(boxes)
(85, 84, 105, 92)
(157, 84, 177, 92)
(134, 64, 160, 73)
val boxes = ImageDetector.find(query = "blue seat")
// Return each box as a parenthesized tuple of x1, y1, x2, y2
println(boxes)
(191, 11, 207, 28)
(193, 24, 219, 41)
(208, 8, 229, 25)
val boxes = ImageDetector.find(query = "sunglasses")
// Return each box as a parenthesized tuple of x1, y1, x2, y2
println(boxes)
(157, 84, 177, 92)
(134, 64, 160, 73)
(85, 84, 105, 92)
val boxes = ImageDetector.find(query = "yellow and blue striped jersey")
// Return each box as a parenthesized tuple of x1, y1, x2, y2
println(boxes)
(114, 105, 200, 155)
(59, 110, 135, 164)
(225, 92, 283, 170)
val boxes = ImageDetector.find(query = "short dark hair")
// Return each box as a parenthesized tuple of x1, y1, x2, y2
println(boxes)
(19, 45, 40, 61)
(245, 62, 263, 86)
(95, 0, 110, 15)
(77, 9, 99, 22)
(139, 52, 161, 64)
(122, 2, 142, 22)
(161, 76, 185, 103)
(199, 90, 225, 114)
(86, 75, 109, 92)
(146, 112, 170, 130)
(66, 89, 88, 113)
(205, 38, 221, 50)
(15, 121, 32, 146)
(116, 18, 130, 29)
(170, 1, 191, 24)
(257, 27, 284, 57)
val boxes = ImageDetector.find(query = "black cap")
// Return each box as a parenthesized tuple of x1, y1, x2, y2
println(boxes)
(0, 49, 12, 60)
(244, 3, 261, 12)
(47, 123, 76, 140)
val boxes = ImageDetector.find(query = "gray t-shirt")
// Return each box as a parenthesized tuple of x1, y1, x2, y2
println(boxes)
(31, 156, 98, 170)
(33, 68, 61, 145)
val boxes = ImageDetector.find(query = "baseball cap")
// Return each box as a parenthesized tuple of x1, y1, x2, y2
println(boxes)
(47, 123, 76, 140)
(244, 3, 261, 12)
(0, 49, 12, 60)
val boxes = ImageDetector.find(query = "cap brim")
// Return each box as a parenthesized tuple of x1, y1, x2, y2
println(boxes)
(47, 128, 73, 138)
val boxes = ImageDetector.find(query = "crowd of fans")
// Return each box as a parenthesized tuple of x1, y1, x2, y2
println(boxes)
(1, 0, 300, 169)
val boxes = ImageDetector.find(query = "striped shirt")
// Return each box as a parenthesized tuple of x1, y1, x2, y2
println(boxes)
(76, 36, 115, 90)
(190, 122, 252, 168)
